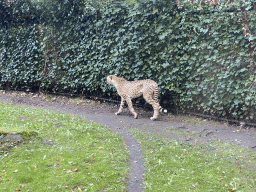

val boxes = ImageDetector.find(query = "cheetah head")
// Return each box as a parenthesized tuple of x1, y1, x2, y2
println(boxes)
(106, 74, 117, 85)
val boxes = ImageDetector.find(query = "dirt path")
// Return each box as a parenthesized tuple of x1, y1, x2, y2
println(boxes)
(0, 92, 256, 191)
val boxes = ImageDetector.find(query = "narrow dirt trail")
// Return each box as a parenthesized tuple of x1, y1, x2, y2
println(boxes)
(0, 93, 256, 191)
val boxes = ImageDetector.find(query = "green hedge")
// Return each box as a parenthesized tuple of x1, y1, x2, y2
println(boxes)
(0, 0, 255, 121)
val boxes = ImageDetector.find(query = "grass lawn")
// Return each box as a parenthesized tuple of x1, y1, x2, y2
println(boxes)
(128, 128, 256, 192)
(0, 102, 129, 191)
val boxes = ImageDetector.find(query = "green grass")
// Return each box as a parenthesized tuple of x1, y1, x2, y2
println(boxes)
(0, 102, 129, 191)
(128, 128, 256, 192)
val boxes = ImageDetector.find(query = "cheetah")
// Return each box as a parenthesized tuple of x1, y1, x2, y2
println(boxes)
(107, 74, 167, 120)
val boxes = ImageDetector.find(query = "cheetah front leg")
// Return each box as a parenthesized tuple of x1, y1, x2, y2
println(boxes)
(115, 97, 125, 115)
(126, 97, 138, 119)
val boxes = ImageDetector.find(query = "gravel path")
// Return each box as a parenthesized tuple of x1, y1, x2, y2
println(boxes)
(0, 92, 256, 191)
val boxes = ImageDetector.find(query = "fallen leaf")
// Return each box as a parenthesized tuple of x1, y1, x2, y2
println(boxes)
(64, 186, 69, 188)
(73, 185, 82, 191)
(15, 188, 20, 191)
(13, 169, 18, 173)
(73, 185, 78, 189)
(73, 167, 78, 172)
(66, 170, 72, 174)
(89, 183, 93, 186)
(2, 170, 5, 173)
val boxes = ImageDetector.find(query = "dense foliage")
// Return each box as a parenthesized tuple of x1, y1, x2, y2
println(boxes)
(0, 0, 255, 122)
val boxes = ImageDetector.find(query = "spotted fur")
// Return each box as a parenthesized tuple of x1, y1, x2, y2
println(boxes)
(107, 74, 166, 120)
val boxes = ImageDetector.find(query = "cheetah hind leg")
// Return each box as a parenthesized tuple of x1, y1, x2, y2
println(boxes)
(143, 94, 160, 121)
(150, 105, 160, 121)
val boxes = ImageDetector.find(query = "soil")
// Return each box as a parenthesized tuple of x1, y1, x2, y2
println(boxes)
(0, 91, 256, 192)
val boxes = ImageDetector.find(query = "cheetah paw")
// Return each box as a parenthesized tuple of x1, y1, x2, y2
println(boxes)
(150, 117, 157, 121)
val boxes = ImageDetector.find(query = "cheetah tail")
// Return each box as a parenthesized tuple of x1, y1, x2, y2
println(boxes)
(160, 107, 168, 113)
